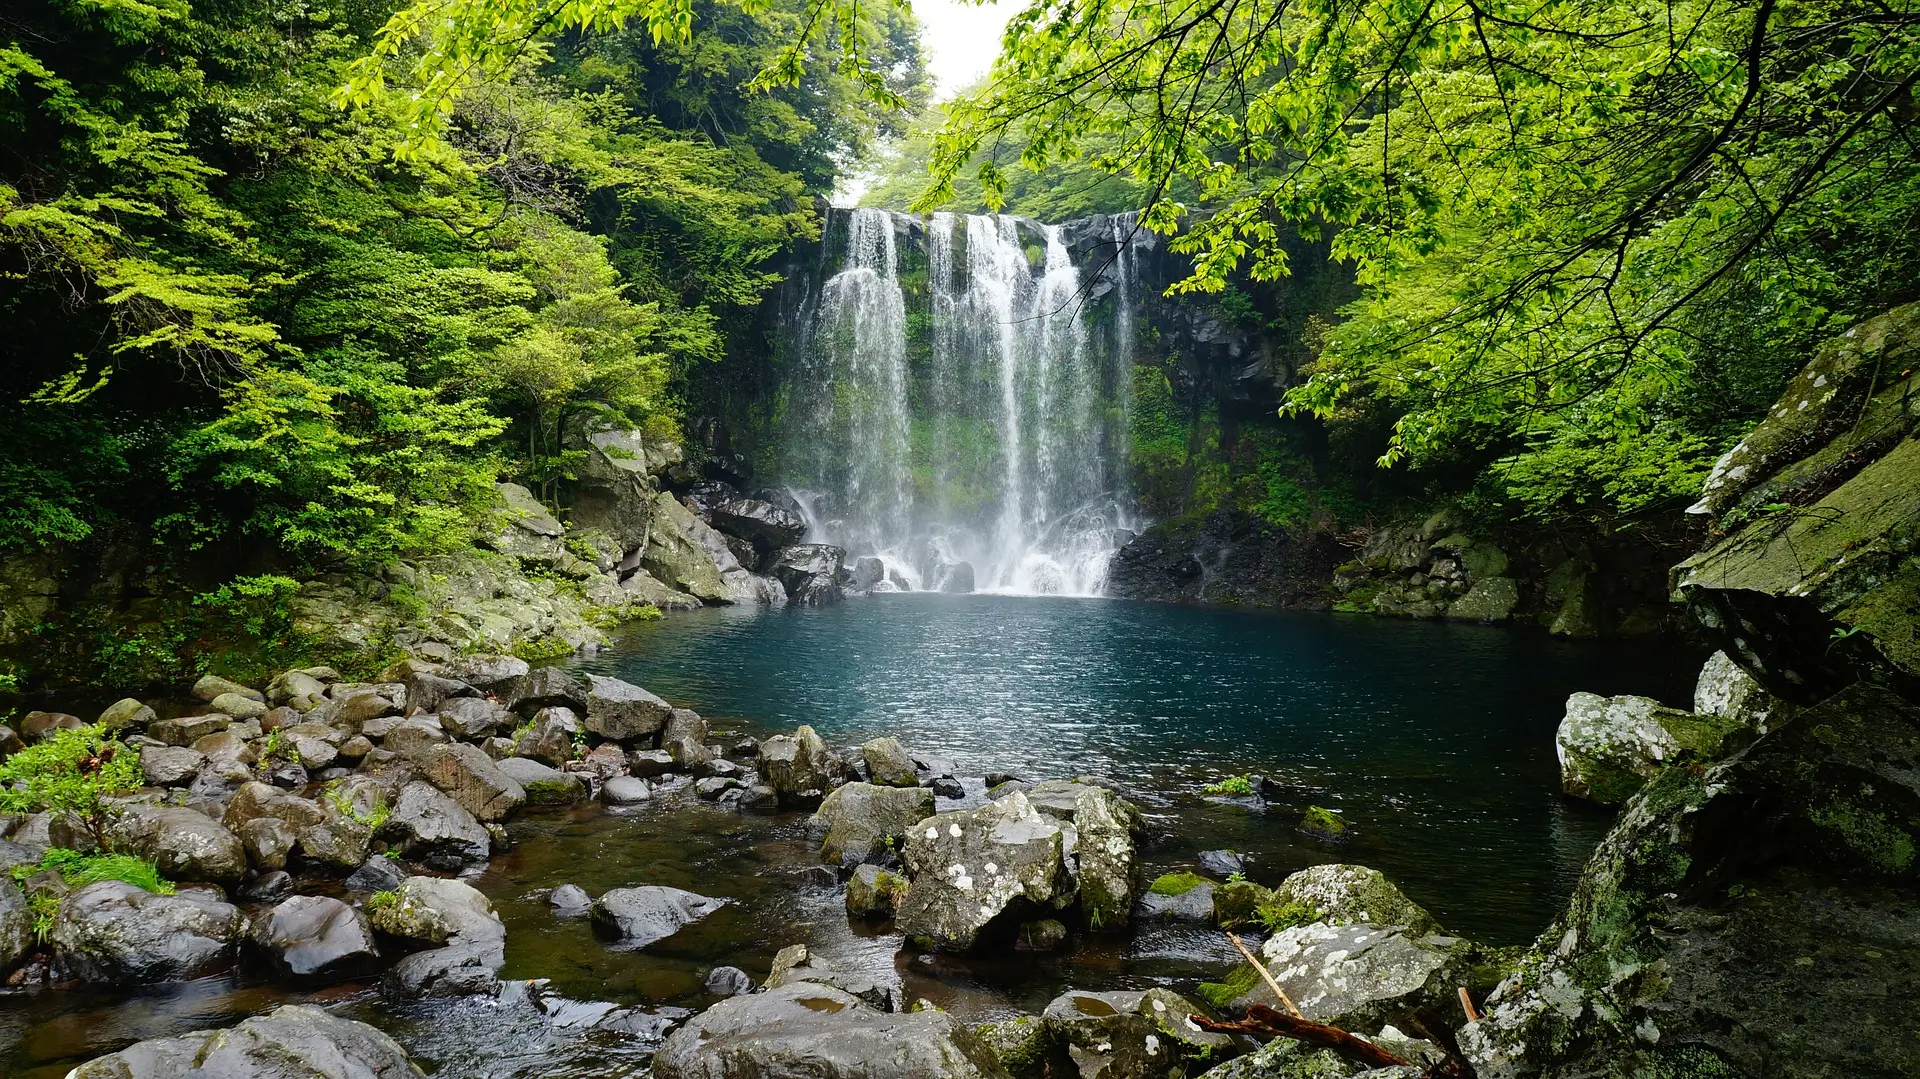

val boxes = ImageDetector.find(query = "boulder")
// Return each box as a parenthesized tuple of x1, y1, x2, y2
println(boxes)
(512, 705, 581, 766)
(1446, 576, 1520, 622)
(1070, 784, 1139, 930)
(151, 713, 231, 746)
(378, 780, 491, 866)
(404, 671, 478, 718)
(1244, 920, 1482, 1032)
(1266, 864, 1442, 935)
(345, 855, 408, 894)
(237, 817, 297, 872)
(193, 675, 262, 703)
(861, 736, 921, 787)
(710, 498, 807, 548)
(1041, 988, 1239, 1078)
(380, 716, 449, 757)
(705, 965, 755, 997)
(583, 673, 674, 741)
(549, 883, 592, 915)
(653, 981, 1008, 1079)
(97, 698, 156, 732)
(845, 863, 909, 918)
(642, 491, 733, 602)
(760, 724, 850, 807)
(504, 666, 587, 712)
(437, 696, 507, 739)
(811, 782, 936, 868)
(281, 722, 343, 770)
(249, 895, 380, 978)
(760, 945, 900, 1012)
(67, 1005, 418, 1079)
(266, 669, 330, 710)
(897, 792, 1075, 952)
(209, 693, 269, 720)
(497, 756, 586, 804)
(421, 743, 526, 822)
(936, 560, 976, 594)
(50, 881, 244, 983)
(1136, 875, 1214, 922)
(443, 653, 530, 694)
(1556, 692, 1740, 805)
(590, 885, 728, 949)
(0, 876, 30, 974)
(1198, 850, 1245, 879)
(21, 711, 83, 742)
(141, 745, 206, 787)
(773, 544, 847, 606)
(602, 775, 653, 805)
(1693, 649, 1795, 735)
(103, 805, 247, 885)
(367, 875, 504, 946)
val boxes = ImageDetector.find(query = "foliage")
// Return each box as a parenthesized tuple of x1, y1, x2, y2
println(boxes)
(925, 0, 1920, 527)
(13, 848, 176, 896)
(366, 888, 399, 910)
(1201, 775, 1255, 796)
(0, 725, 142, 820)
(322, 781, 391, 829)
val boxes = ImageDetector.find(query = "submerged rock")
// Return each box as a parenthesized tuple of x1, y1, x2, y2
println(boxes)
(897, 792, 1075, 952)
(590, 886, 728, 949)
(68, 1004, 419, 1079)
(369, 876, 506, 999)
(653, 981, 1006, 1079)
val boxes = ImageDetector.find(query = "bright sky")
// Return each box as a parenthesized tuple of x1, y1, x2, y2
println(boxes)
(914, 0, 1012, 98)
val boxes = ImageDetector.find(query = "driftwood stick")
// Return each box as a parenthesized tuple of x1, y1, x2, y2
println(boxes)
(1193, 1004, 1413, 1070)
(1225, 930, 1302, 1018)
(1458, 986, 1481, 1022)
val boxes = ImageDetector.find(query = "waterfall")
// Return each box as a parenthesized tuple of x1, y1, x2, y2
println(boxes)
(785, 207, 1144, 597)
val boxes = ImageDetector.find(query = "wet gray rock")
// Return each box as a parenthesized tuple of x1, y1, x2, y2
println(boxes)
(103, 805, 247, 885)
(1556, 692, 1738, 805)
(421, 742, 526, 822)
(1042, 987, 1239, 1078)
(1267, 864, 1442, 935)
(97, 698, 156, 732)
(240, 870, 295, 903)
(249, 895, 380, 978)
(860, 736, 920, 787)
(1136, 882, 1214, 922)
(345, 855, 408, 893)
(67, 1004, 418, 1078)
(602, 775, 653, 805)
(437, 696, 508, 739)
(654, 981, 1006, 1079)
(0, 877, 30, 974)
(930, 775, 965, 799)
(50, 881, 244, 983)
(238, 817, 297, 872)
(497, 756, 586, 804)
(549, 883, 591, 915)
(773, 544, 847, 606)
(151, 713, 232, 746)
(897, 792, 1075, 952)
(506, 666, 588, 713)
(1244, 920, 1479, 1032)
(811, 782, 935, 868)
(590, 886, 728, 949)
(628, 748, 676, 777)
(845, 863, 908, 918)
(1071, 784, 1140, 930)
(665, 735, 714, 773)
(368, 876, 503, 946)
(711, 498, 806, 548)
(444, 653, 530, 694)
(705, 965, 755, 996)
(936, 560, 976, 594)
(404, 671, 478, 718)
(1198, 850, 1245, 879)
(378, 780, 491, 865)
(193, 675, 262, 703)
(583, 674, 674, 741)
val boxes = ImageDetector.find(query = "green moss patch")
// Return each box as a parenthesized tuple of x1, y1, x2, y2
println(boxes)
(1298, 805, 1346, 839)
(1148, 871, 1209, 896)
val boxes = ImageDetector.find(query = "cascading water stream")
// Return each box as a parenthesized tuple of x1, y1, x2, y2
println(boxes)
(785, 207, 1144, 597)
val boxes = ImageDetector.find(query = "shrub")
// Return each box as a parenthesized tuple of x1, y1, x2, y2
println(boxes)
(1201, 775, 1255, 796)
(0, 724, 142, 821)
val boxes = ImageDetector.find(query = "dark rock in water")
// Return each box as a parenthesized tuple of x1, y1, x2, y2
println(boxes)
(387, 937, 508, 999)
(67, 1004, 418, 1079)
(591, 886, 728, 949)
(1015, 919, 1067, 952)
(249, 895, 379, 978)
(378, 780, 491, 865)
(549, 883, 592, 915)
(712, 498, 807, 549)
(1197, 849, 1245, 879)
(686, 479, 742, 515)
(1136, 881, 1214, 922)
(730, 738, 759, 758)
(812, 782, 935, 868)
(845, 864, 908, 918)
(984, 772, 1022, 788)
(897, 792, 1075, 952)
(929, 775, 965, 799)
(773, 544, 847, 606)
(370, 876, 506, 1000)
(345, 855, 408, 893)
(629, 748, 677, 777)
(859, 736, 920, 788)
(240, 870, 294, 903)
(654, 982, 1000, 1079)
(849, 556, 885, 592)
(740, 784, 779, 811)
(705, 965, 755, 997)
(50, 881, 243, 984)
(696, 776, 742, 800)
(760, 724, 853, 807)
(1298, 805, 1347, 841)
(935, 560, 975, 594)
(1106, 508, 1346, 606)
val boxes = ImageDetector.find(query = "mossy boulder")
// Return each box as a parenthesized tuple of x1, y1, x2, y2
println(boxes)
(1211, 879, 1273, 927)
(1556, 692, 1743, 805)
(1298, 806, 1346, 840)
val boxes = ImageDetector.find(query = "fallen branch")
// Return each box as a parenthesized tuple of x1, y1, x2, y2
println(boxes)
(1193, 1004, 1412, 1069)
(1225, 930, 1302, 1018)
(1458, 986, 1481, 1022)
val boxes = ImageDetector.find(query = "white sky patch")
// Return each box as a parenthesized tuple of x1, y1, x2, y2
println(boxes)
(916, 0, 1012, 99)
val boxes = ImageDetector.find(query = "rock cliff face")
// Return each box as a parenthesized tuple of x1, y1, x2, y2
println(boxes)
(1459, 303, 1920, 1079)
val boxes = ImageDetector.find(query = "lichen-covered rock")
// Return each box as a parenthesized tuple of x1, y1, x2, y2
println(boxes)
(760, 724, 851, 807)
(1693, 649, 1796, 735)
(1042, 987, 1239, 1079)
(1555, 692, 1740, 805)
(811, 782, 936, 868)
(1446, 576, 1520, 622)
(897, 792, 1075, 952)
(0, 876, 30, 974)
(860, 736, 920, 787)
(590, 885, 727, 949)
(1266, 864, 1441, 935)
(1071, 785, 1138, 930)
(1677, 302, 1920, 701)
(653, 981, 1008, 1079)
(50, 881, 244, 983)
(1245, 920, 1479, 1032)
(67, 1004, 419, 1079)
(103, 805, 247, 885)
(846, 863, 909, 917)
(642, 491, 732, 601)
(368, 876, 503, 946)
(1463, 683, 1920, 1078)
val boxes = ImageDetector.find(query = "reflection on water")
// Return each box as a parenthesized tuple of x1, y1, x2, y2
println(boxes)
(0, 597, 1700, 1078)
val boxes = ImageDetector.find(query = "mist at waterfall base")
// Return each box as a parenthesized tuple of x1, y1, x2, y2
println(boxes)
(780, 208, 1142, 596)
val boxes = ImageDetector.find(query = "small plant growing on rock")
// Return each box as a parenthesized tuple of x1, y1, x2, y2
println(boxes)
(0, 724, 142, 836)
(1201, 775, 1255, 796)
(13, 848, 175, 898)
(321, 780, 390, 829)
(366, 888, 399, 911)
